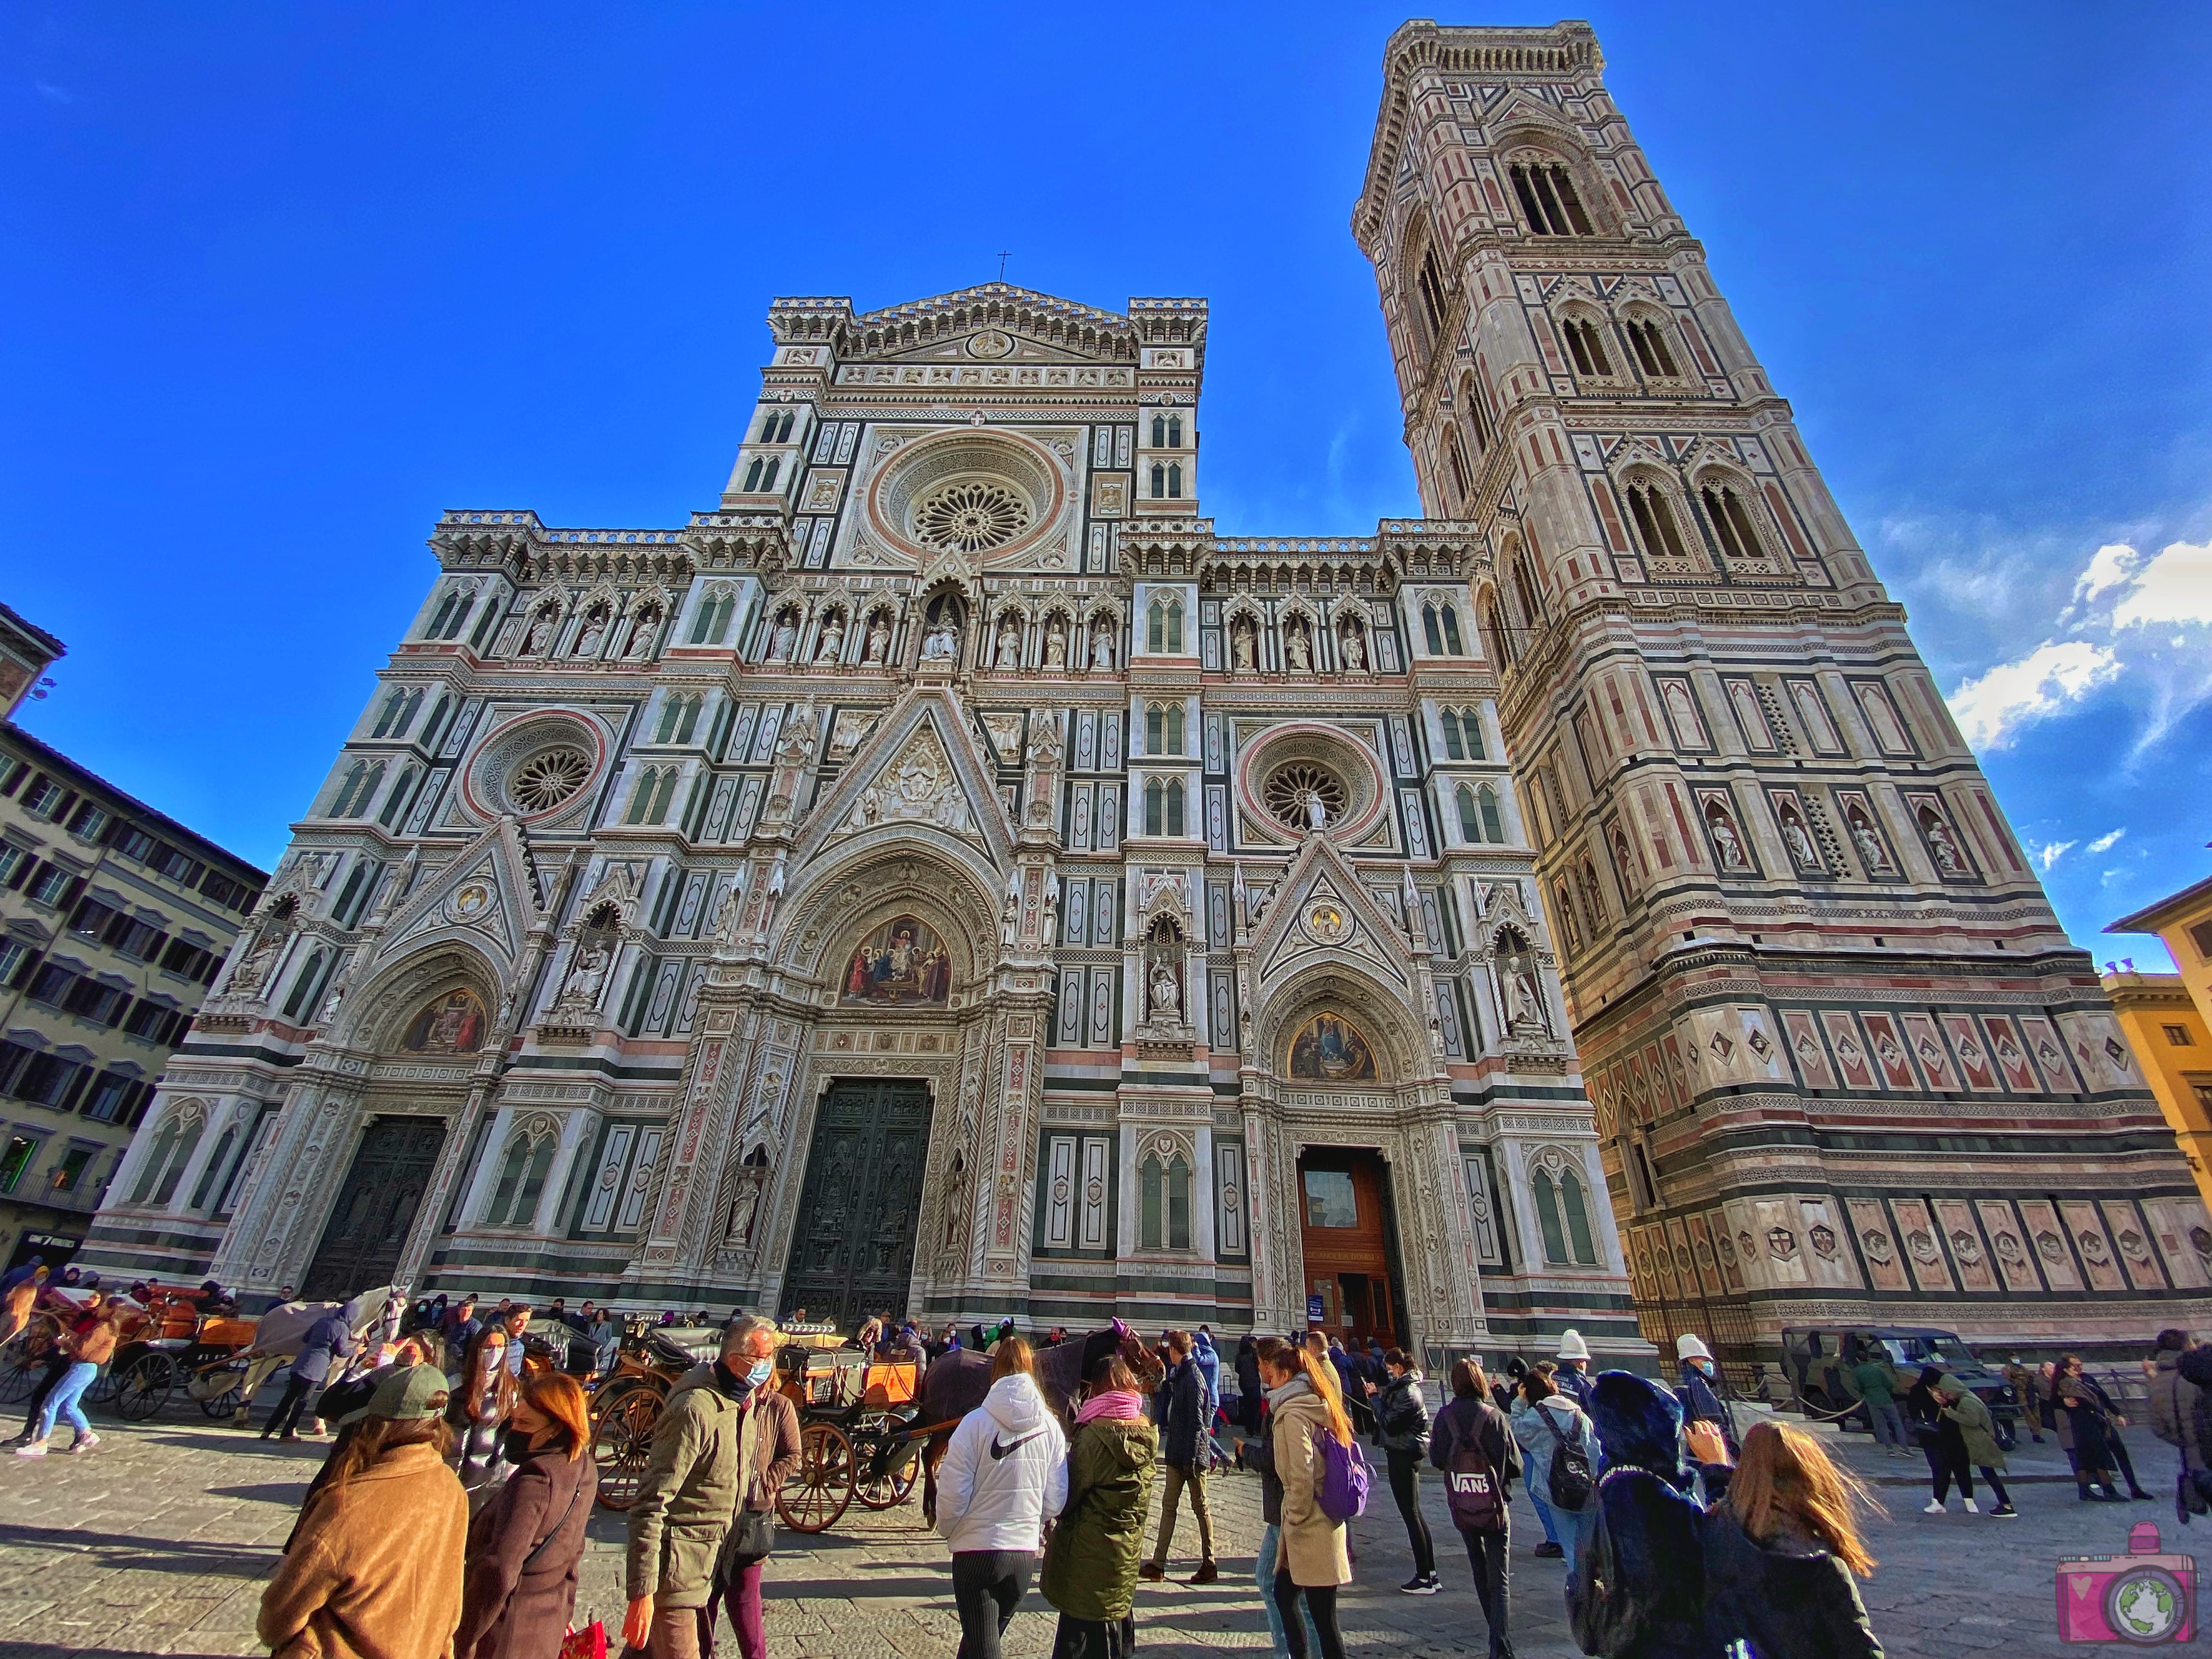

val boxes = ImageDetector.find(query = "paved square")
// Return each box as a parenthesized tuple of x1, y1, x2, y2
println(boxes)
(0, 1393, 2190, 1658)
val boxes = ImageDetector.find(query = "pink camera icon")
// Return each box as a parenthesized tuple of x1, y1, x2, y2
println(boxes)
(2058, 1521, 2196, 1644)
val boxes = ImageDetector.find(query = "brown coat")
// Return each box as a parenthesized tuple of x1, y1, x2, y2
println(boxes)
(1271, 1384, 1353, 1588)
(455, 1442, 597, 1659)
(258, 1441, 468, 1659)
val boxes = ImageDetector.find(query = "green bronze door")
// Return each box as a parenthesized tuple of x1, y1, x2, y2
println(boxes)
(780, 1080, 932, 1329)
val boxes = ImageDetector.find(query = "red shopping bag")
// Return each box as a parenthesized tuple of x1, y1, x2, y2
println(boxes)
(562, 1623, 608, 1659)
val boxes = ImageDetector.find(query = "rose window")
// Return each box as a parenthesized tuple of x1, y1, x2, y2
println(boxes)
(511, 747, 592, 814)
(913, 481, 1031, 553)
(1262, 763, 1348, 831)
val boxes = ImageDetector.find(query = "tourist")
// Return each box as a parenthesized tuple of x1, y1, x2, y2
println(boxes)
(1374, 1347, 1438, 1594)
(1139, 1330, 1218, 1584)
(590, 1307, 622, 1376)
(1848, 1344, 1910, 1459)
(13, 1291, 125, 1458)
(1430, 1358, 1516, 1658)
(262, 1301, 354, 1443)
(1193, 1325, 1226, 1457)
(1235, 1334, 1264, 1435)
(455, 1371, 597, 1659)
(444, 1295, 482, 1372)
(1511, 1365, 1600, 1567)
(1508, 1358, 1564, 1558)
(936, 1335, 1067, 1659)
(1567, 1372, 1705, 1659)
(1934, 1376, 2016, 1517)
(2053, 1356, 2136, 1502)
(2149, 1330, 2207, 1488)
(2000, 1355, 2046, 1442)
(1268, 1335, 1353, 1659)
(1552, 1330, 1594, 1408)
(1701, 1419, 1884, 1659)
(1674, 1334, 1739, 1462)
(1039, 1352, 1158, 1659)
(458, 1303, 531, 1487)
(1239, 1339, 1323, 1659)
(257, 1364, 467, 1659)
(624, 1315, 794, 1659)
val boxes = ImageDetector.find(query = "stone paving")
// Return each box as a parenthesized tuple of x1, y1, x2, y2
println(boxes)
(0, 1385, 2196, 1658)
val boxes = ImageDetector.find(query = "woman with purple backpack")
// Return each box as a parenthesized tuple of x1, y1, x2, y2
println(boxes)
(1257, 1336, 1353, 1659)
(1430, 1358, 1523, 1659)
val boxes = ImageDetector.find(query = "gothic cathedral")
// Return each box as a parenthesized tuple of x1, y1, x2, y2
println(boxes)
(85, 20, 2210, 1368)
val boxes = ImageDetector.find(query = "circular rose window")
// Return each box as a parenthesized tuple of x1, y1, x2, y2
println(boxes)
(1237, 723, 1388, 843)
(1262, 763, 1348, 832)
(511, 747, 591, 814)
(914, 480, 1031, 552)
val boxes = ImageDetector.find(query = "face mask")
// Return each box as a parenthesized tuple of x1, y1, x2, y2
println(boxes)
(499, 1426, 535, 1465)
(746, 1358, 774, 1390)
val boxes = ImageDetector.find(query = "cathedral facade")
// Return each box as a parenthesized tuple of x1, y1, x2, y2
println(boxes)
(82, 20, 2208, 1368)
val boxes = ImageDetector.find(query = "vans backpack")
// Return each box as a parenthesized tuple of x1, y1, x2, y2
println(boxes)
(1442, 1410, 1506, 1533)
(1312, 1425, 1372, 1523)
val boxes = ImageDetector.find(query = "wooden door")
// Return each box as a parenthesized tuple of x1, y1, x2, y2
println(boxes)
(302, 1115, 447, 1300)
(1296, 1151, 1403, 1350)
(780, 1080, 933, 1329)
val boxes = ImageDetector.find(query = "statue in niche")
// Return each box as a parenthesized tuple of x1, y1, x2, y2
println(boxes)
(1230, 618, 1257, 673)
(768, 612, 799, 662)
(922, 617, 959, 662)
(1707, 806, 1749, 870)
(560, 938, 612, 1007)
(995, 616, 1022, 669)
(775, 706, 817, 766)
(573, 605, 610, 658)
(1304, 789, 1329, 832)
(1283, 620, 1312, 673)
(711, 881, 744, 946)
(1780, 808, 1819, 869)
(863, 614, 891, 664)
(1921, 810, 1967, 875)
(1339, 620, 1366, 672)
(517, 606, 556, 657)
(228, 912, 294, 995)
(728, 1181, 761, 1245)
(625, 609, 659, 658)
(814, 613, 845, 664)
(1505, 953, 1547, 1032)
(1847, 805, 1891, 871)
(1090, 624, 1114, 670)
(1043, 618, 1068, 670)
(1149, 957, 1181, 1021)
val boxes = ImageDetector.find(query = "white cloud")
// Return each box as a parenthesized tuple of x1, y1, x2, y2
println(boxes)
(2075, 543, 2141, 602)
(1947, 640, 2120, 750)
(2112, 538, 2212, 630)
(2087, 828, 2126, 854)
(2032, 839, 2075, 870)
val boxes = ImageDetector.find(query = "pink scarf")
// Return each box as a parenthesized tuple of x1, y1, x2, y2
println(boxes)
(1076, 1388, 1144, 1425)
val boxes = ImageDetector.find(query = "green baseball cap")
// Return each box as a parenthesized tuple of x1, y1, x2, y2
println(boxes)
(338, 1362, 450, 1426)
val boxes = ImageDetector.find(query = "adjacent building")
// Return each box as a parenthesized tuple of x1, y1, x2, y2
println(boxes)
(2101, 967, 2212, 1218)
(0, 609, 267, 1272)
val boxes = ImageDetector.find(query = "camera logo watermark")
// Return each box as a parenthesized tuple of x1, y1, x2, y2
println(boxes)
(2058, 1521, 2196, 1644)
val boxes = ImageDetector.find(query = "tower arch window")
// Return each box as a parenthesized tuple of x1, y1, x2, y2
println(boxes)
(370, 691, 407, 739)
(1166, 414, 1182, 448)
(1626, 317, 1681, 379)
(1481, 596, 1513, 667)
(1416, 240, 1449, 338)
(626, 767, 680, 826)
(1438, 605, 1464, 654)
(1699, 482, 1767, 564)
(1561, 315, 1613, 377)
(188, 1124, 236, 1213)
(1511, 551, 1545, 628)
(1150, 462, 1166, 499)
(1463, 373, 1495, 456)
(760, 457, 780, 490)
(280, 950, 326, 1021)
(486, 1127, 558, 1228)
(377, 766, 417, 830)
(690, 587, 735, 645)
(1146, 596, 1184, 654)
(131, 1108, 206, 1206)
(1138, 1151, 1193, 1250)
(1509, 161, 1594, 236)
(1531, 1167, 1569, 1263)
(1455, 782, 1504, 844)
(1144, 778, 1163, 837)
(1144, 703, 1185, 757)
(1560, 1167, 1598, 1264)
(1624, 481, 1692, 562)
(1166, 462, 1183, 499)
(1443, 428, 1471, 512)
(742, 457, 765, 492)
(1422, 604, 1443, 656)
(1164, 780, 1185, 837)
(1152, 413, 1165, 448)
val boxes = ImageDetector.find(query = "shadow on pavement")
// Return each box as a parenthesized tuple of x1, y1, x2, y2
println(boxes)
(1, 1523, 275, 1577)
(205, 1482, 309, 1505)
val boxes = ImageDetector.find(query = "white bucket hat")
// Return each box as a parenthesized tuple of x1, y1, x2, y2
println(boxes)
(1555, 1329, 1590, 1362)
(1676, 1333, 1713, 1362)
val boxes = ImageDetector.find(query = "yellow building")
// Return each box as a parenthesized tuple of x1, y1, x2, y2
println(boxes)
(2112, 873, 2212, 1048)
(2100, 968, 2212, 1214)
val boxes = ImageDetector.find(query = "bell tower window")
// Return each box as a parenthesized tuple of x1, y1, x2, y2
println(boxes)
(1509, 162, 1593, 236)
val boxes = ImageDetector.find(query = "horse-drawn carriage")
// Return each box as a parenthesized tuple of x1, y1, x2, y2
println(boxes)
(0, 1286, 259, 1420)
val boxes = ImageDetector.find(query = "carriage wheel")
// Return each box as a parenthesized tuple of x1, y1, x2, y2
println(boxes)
(114, 1352, 177, 1421)
(856, 1447, 918, 1511)
(776, 1422, 855, 1533)
(591, 1387, 663, 1513)
(0, 1347, 41, 1404)
(199, 1385, 245, 1419)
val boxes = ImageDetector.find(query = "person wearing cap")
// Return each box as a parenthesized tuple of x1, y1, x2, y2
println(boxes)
(258, 1363, 467, 1659)
(1552, 1330, 1595, 1409)
(1674, 1333, 1740, 1462)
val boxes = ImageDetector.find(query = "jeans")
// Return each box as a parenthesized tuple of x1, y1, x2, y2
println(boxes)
(1152, 1461, 1215, 1565)
(1273, 1568, 1346, 1659)
(951, 1549, 1034, 1659)
(262, 1371, 319, 1438)
(1257, 1524, 1323, 1658)
(1933, 1452, 2010, 1506)
(1385, 1450, 1436, 1577)
(1526, 1482, 1562, 1548)
(1865, 1401, 1907, 1448)
(1549, 1499, 1596, 1570)
(1460, 1526, 1513, 1658)
(32, 1361, 96, 1443)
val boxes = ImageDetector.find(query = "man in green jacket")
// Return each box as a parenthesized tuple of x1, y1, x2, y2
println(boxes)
(625, 1315, 780, 1657)
(1849, 1349, 1909, 1459)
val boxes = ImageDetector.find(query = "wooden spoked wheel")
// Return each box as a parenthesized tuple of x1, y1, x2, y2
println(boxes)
(591, 1386, 663, 1512)
(856, 1451, 918, 1512)
(776, 1421, 855, 1533)
(113, 1351, 177, 1421)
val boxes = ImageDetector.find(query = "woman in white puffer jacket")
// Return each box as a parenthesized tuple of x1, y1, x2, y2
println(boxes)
(936, 1336, 1070, 1659)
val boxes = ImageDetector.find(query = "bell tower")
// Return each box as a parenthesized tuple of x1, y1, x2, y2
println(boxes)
(1354, 20, 2212, 1362)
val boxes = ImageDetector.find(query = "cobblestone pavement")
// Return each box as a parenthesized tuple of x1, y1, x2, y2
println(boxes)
(0, 1391, 2194, 1658)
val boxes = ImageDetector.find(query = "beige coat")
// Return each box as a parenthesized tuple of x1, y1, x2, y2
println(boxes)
(1271, 1385, 1353, 1588)
(258, 1440, 468, 1659)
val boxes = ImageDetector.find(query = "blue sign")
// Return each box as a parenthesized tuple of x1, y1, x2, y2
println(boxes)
(1307, 1294, 1327, 1324)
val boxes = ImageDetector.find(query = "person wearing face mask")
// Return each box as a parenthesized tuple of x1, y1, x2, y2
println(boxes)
(1674, 1334, 1739, 1464)
(456, 1371, 599, 1659)
(625, 1315, 801, 1659)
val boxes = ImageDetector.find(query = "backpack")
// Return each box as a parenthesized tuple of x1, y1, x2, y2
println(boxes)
(1566, 1473, 1643, 1658)
(1311, 1424, 1371, 1523)
(1442, 1406, 1506, 1533)
(1539, 1401, 1596, 1513)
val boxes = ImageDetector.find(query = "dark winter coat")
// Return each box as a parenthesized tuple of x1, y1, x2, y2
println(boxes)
(455, 1441, 597, 1659)
(1699, 1506, 1881, 1659)
(1428, 1396, 1521, 1527)
(1674, 1363, 1739, 1459)
(1040, 1416, 1158, 1623)
(1235, 1343, 1264, 1432)
(1375, 1372, 1431, 1457)
(2057, 1374, 2121, 1471)
(1568, 1465, 1711, 1659)
(1161, 1356, 1205, 1468)
(1246, 1404, 1285, 1526)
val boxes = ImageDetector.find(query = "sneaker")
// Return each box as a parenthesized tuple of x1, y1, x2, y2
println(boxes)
(1923, 1499, 1946, 1514)
(13, 1442, 46, 1459)
(280, 1432, 302, 1444)
(1401, 1575, 1442, 1595)
(1137, 1562, 1165, 1583)
(1532, 1541, 1565, 1559)
(1963, 1498, 1980, 1514)
(67, 1434, 98, 1456)
(2131, 1490, 2156, 1502)
(1990, 1504, 2019, 1517)
(1187, 1561, 1219, 1585)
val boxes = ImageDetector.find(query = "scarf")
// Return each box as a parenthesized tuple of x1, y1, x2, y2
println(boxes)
(1076, 1388, 1144, 1425)
(1266, 1374, 1313, 1411)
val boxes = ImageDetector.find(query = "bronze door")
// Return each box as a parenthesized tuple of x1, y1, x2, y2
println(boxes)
(780, 1080, 932, 1328)
(301, 1115, 447, 1300)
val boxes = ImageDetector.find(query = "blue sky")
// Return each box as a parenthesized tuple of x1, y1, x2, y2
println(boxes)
(4, 3, 2208, 962)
